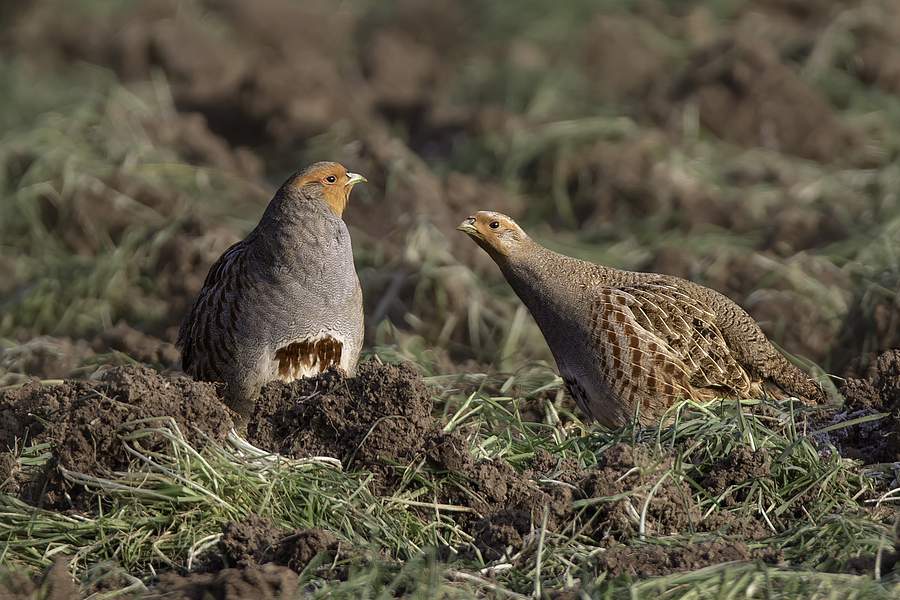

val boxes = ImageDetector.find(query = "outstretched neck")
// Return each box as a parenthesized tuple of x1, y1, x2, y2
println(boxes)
(494, 240, 553, 292)
(495, 240, 625, 328)
(498, 240, 616, 290)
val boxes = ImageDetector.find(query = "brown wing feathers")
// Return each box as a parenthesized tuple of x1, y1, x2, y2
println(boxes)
(586, 280, 756, 418)
(588, 288, 696, 412)
(275, 337, 344, 381)
(177, 240, 248, 380)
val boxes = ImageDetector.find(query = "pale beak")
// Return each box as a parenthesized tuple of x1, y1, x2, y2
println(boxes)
(346, 172, 367, 187)
(457, 216, 479, 236)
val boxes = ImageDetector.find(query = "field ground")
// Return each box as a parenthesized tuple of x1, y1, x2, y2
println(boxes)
(1, 1, 900, 597)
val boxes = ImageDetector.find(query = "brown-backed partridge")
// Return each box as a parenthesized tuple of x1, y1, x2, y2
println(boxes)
(458, 211, 825, 427)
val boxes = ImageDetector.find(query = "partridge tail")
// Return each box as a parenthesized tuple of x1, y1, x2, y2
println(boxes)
(767, 354, 826, 405)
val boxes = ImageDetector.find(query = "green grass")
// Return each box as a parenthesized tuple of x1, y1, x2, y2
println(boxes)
(2, 377, 897, 597)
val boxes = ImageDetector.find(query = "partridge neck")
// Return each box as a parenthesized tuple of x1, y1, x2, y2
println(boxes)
(254, 191, 343, 264)
(499, 242, 622, 315)
(498, 243, 570, 315)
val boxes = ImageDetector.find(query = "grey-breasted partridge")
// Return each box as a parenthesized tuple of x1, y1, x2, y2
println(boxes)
(458, 211, 825, 427)
(178, 162, 366, 420)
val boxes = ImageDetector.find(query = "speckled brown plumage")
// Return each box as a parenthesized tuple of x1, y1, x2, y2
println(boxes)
(458, 211, 826, 427)
(178, 162, 366, 421)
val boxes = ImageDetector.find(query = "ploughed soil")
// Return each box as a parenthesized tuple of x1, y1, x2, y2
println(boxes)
(9, 353, 900, 596)
(0, 365, 233, 507)
(2, 2, 900, 595)
(828, 349, 900, 463)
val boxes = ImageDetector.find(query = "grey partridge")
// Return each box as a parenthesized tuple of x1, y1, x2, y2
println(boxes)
(458, 211, 826, 427)
(178, 162, 366, 420)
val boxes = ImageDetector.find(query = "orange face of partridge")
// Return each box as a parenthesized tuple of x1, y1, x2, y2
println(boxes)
(292, 162, 367, 218)
(457, 210, 528, 257)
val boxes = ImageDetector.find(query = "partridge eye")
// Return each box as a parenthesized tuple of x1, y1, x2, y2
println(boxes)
(489, 221, 500, 229)
(325, 175, 337, 183)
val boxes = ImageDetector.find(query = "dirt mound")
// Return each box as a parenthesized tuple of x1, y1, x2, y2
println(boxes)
(248, 362, 433, 471)
(853, 24, 900, 97)
(582, 14, 673, 105)
(828, 350, 900, 463)
(595, 539, 764, 578)
(247, 362, 574, 560)
(150, 564, 299, 600)
(0, 365, 233, 505)
(577, 444, 699, 541)
(143, 111, 263, 179)
(218, 514, 340, 573)
(0, 558, 78, 600)
(661, 38, 859, 163)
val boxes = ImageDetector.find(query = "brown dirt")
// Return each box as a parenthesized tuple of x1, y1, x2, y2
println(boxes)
(660, 38, 860, 163)
(248, 362, 434, 472)
(217, 514, 341, 573)
(581, 14, 673, 105)
(143, 111, 263, 179)
(595, 539, 769, 578)
(853, 27, 900, 97)
(0, 360, 567, 562)
(247, 362, 576, 560)
(700, 447, 771, 506)
(0, 365, 233, 506)
(0, 558, 78, 600)
(0, 336, 95, 386)
(528, 448, 586, 485)
(93, 321, 180, 368)
(149, 564, 299, 600)
(576, 444, 700, 541)
(825, 350, 900, 463)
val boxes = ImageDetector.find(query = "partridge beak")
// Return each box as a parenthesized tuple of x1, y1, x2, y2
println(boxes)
(346, 172, 367, 187)
(457, 216, 479, 237)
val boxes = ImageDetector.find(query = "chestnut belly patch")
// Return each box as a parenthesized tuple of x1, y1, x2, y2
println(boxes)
(274, 336, 343, 382)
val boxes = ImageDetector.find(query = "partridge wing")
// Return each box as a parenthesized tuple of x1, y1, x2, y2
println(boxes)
(615, 279, 752, 394)
(586, 287, 699, 418)
(177, 240, 248, 378)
